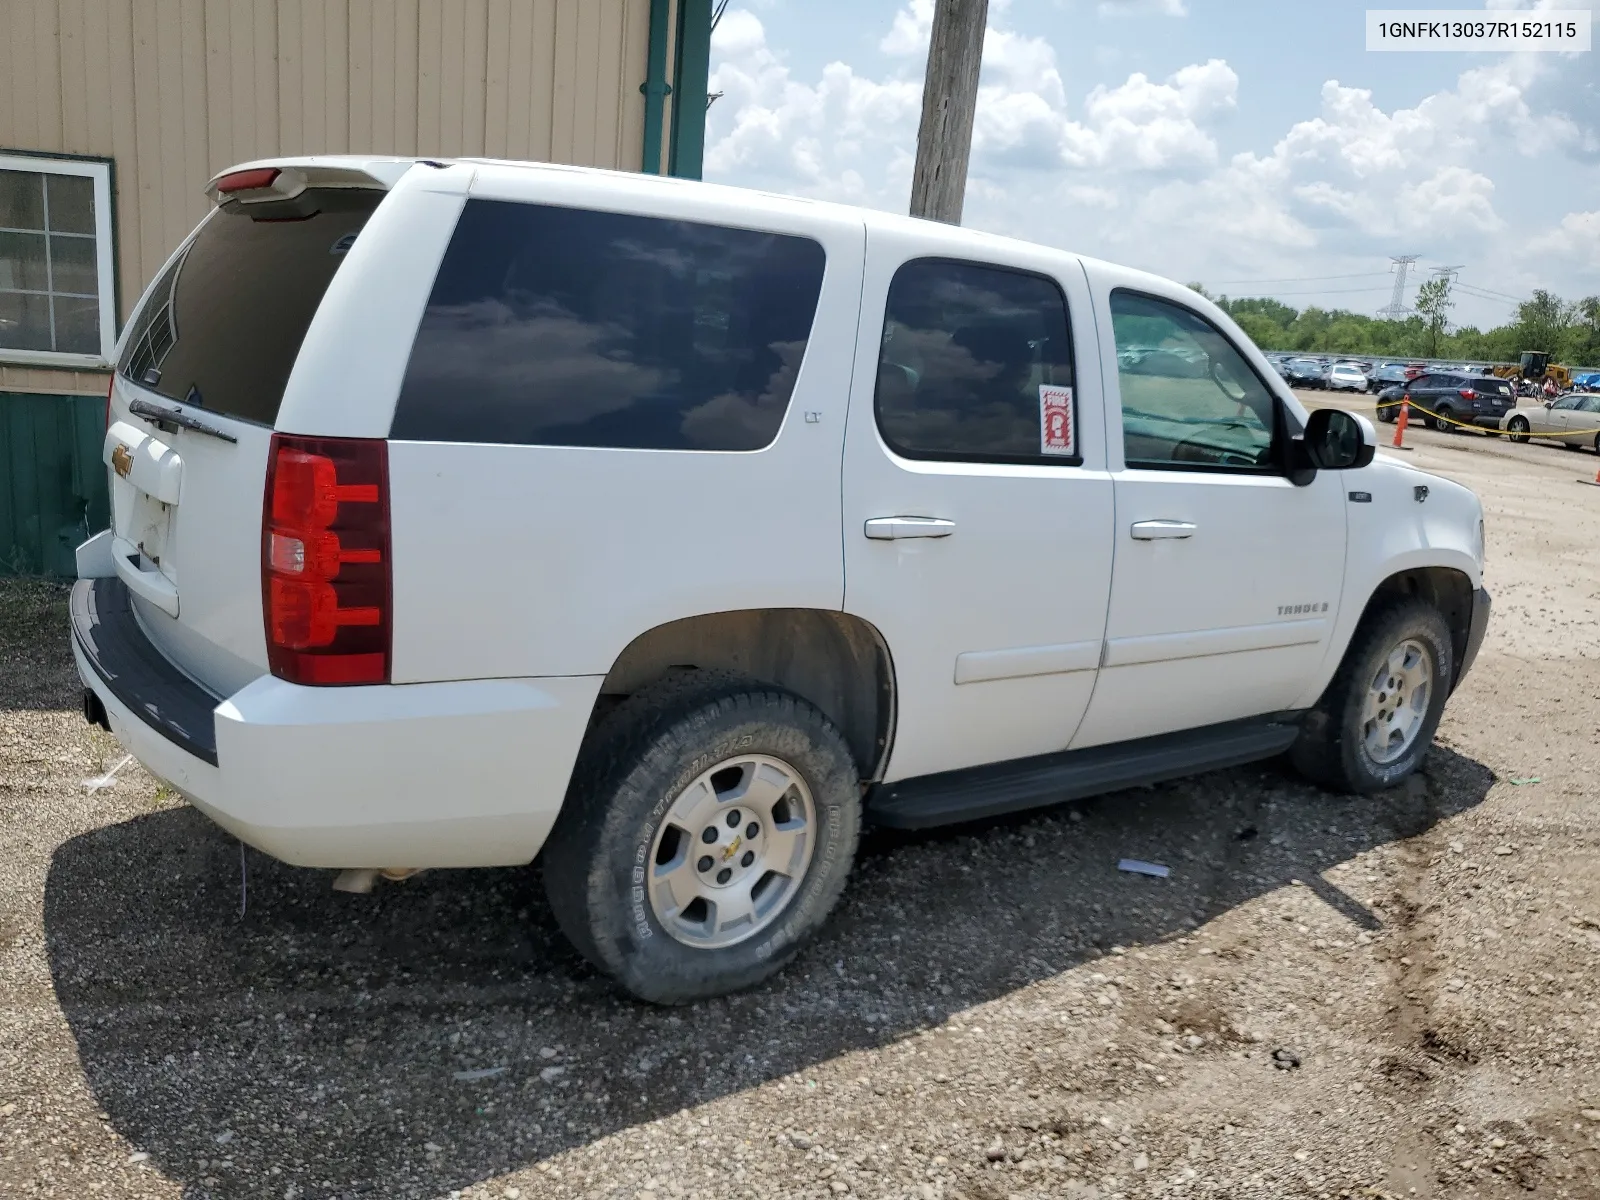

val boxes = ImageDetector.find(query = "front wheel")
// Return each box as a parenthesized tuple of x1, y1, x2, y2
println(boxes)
(1506, 416, 1530, 444)
(1291, 599, 1453, 794)
(542, 673, 861, 1005)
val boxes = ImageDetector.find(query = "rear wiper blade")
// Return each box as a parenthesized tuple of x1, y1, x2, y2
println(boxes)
(127, 398, 238, 444)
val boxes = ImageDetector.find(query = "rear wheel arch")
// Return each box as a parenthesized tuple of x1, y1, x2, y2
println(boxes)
(592, 609, 897, 782)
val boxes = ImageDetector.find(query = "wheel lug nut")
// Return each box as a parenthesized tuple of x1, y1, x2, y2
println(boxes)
(726, 810, 741, 828)
(741, 850, 755, 867)
(697, 855, 714, 872)
(701, 827, 718, 844)
(716, 867, 732, 885)
(746, 822, 759, 840)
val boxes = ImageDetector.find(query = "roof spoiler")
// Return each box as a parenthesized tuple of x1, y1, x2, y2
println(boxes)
(204, 157, 430, 208)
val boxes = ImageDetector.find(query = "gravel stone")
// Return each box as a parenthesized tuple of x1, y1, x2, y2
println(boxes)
(3, 428, 1598, 1197)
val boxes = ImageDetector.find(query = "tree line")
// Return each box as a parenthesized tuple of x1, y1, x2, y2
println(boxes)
(1187, 280, 1600, 370)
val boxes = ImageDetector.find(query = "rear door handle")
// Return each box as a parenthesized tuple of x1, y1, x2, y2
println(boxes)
(1130, 520, 1197, 540)
(864, 517, 956, 540)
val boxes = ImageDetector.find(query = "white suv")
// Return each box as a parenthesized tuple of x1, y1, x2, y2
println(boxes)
(73, 156, 1490, 1004)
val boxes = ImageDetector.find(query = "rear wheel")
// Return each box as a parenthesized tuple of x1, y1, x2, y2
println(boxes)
(542, 672, 861, 1005)
(1291, 599, 1453, 794)
(1506, 416, 1530, 444)
(1428, 405, 1457, 432)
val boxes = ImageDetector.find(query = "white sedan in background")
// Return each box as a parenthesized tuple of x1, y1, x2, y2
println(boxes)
(1326, 362, 1369, 393)
(1500, 393, 1600, 452)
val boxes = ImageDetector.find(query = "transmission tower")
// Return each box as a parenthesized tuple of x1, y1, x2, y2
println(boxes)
(1431, 264, 1464, 282)
(1376, 255, 1420, 318)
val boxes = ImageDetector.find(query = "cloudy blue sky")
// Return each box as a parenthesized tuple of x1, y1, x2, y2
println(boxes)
(704, 0, 1599, 330)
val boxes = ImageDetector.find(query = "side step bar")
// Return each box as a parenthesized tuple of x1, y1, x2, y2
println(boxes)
(864, 714, 1304, 830)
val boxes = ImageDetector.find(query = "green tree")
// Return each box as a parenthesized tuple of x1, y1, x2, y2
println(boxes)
(1225, 297, 1299, 328)
(1512, 289, 1575, 354)
(1232, 311, 1286, 349)
(1415, 276, 1453, 358)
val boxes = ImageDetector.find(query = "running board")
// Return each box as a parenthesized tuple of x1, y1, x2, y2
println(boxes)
(864, 714, 1304, 830)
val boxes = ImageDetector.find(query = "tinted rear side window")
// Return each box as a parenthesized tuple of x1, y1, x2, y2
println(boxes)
(391, 200, 827, 451)
(875, 258, 1076, 464)
(117, 189, 381, 425)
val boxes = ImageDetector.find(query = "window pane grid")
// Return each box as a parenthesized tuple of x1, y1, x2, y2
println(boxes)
(0, 225, 93, 238)
(0, 287, 99, 299)
(0, 164, 105, 358)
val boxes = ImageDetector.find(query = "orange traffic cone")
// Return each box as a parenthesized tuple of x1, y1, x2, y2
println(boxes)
(1391, 397, 1414, 451)
(1580, 463, 1600, 487)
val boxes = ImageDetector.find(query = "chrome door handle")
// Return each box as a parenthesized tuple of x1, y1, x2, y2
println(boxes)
(864, 517, 956, 540)
(1130, 520, 1197, 540)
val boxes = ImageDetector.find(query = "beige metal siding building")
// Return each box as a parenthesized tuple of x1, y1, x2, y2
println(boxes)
(1, 0, 711, 573)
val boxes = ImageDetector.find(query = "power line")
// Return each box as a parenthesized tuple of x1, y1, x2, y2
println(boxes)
(1221, 286, 1395, 298)
(1206, 272, 1392, 285)
(1458, 283, 1526, 303)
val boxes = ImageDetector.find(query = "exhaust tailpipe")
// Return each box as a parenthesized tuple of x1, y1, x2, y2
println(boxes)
(82, 689, 111, 732)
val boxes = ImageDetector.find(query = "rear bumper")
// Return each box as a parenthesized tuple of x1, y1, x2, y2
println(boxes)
(71, 577, 602, 868)
(1455, 587, 1491, 691)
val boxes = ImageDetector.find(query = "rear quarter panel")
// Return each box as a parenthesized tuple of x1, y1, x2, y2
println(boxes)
(385, 170, 868, 682)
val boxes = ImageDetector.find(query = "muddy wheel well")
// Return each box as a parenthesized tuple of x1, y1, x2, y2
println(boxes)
(1361, 568, 1474, 683)
(595, 610, 896, 780)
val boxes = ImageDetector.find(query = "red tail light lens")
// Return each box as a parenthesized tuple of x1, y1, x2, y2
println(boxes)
(262, 435, 390, 686)
(1458, 388, 1477, 399)
(216, 167, 281, 194)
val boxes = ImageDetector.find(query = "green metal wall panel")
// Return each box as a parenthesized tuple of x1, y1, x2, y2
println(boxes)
(0, 392, 109, 577)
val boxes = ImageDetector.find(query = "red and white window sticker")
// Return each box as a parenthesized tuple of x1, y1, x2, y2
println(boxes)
(1039, 385, 1075, 456)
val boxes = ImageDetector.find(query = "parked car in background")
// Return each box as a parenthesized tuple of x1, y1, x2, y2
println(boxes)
(1375, 372, 1515, 431)
(1369, 363, 1411, 393)
(1501, 392, 1600, 452)
(1285, 358, 1328, 388)
(1326, 362, 1369, 393)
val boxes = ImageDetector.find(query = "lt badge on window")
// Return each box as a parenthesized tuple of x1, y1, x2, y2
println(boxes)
(1040, 385, 1075, 456)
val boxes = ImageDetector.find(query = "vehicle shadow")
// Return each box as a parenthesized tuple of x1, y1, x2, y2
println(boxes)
(44, 745, 1492, 1199)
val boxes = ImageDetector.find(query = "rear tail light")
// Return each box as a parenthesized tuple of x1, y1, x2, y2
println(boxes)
(216, 167, 281, 194)
(1458, 388, 1477, 400)
(261, 435, 390, 685)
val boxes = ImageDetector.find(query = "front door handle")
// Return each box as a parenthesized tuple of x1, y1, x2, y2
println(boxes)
(1130, 519, 1197, 540)
(864, 517, 956, 540)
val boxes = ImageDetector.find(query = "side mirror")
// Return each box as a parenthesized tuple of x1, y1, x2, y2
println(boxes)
(1303, 407, 1376, 471)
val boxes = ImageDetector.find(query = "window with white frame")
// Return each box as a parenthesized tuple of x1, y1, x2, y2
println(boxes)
(0, 153, 117, 366)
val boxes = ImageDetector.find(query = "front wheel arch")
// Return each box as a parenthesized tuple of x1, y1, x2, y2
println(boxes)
(1349, 567, 1475, 694)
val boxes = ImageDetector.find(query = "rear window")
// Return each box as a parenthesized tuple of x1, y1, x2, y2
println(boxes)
(117, 189, 381, 425)
(390, 200, 827, 451)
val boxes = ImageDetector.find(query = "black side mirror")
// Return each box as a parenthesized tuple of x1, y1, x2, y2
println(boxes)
(1303, 407, 1376, 471)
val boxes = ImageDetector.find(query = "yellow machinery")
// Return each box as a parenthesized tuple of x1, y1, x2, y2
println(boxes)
(1490, 352, 1573, 391)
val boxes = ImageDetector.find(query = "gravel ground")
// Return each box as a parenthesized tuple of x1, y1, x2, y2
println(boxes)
(2, 427, 1598, 1200)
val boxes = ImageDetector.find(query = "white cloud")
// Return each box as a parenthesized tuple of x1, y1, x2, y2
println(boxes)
(1530, 210, 1600, 269)
(710, 5, 1237, 196)
(1098, 0, 1188, 16)
(705, 3, 1600, 324)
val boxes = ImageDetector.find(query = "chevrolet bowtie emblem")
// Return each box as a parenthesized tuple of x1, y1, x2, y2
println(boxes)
(721, 834, 743, 862)
(111, 443, 134, 478)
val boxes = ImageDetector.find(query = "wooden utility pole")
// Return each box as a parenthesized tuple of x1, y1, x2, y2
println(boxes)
(909, 0, 989, 225)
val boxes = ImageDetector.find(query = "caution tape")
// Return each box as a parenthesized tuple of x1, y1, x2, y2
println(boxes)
(1371, 397, 1600, 439)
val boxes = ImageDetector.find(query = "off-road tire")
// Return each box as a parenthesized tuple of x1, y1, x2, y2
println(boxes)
(1290, 599, 1454, 794)
(542, 671, 861, 1005)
